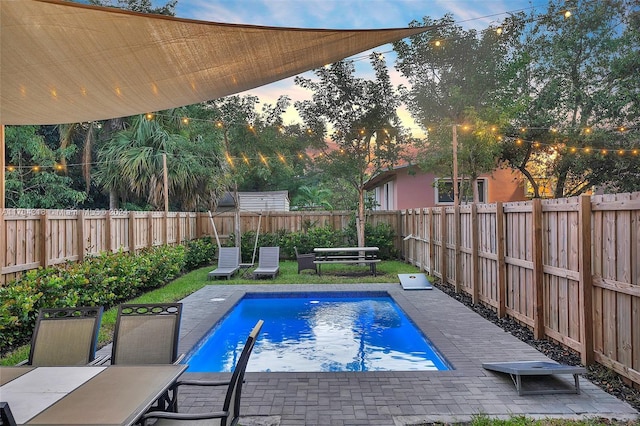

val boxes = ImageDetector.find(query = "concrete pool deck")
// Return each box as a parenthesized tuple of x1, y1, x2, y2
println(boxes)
(97, 283, 639, 425)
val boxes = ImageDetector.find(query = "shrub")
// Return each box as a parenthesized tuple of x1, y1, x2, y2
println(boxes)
(0, 244, 189, 354)
(184, 237, 216, 270)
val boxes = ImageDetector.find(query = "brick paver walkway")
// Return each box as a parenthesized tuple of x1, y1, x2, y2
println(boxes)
(98, 283, 639, 425)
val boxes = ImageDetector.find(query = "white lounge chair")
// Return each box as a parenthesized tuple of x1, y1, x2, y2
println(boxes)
(252, 246, 280, 279)
(207, 247, 241, 280)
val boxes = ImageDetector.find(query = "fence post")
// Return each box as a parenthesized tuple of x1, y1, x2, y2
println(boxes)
(532, 198, 545, 340)
(195, 212, 203, 238)
(471, 203, 479, 304)
(163, 210, 168, 245)
(176, 212, 182, 245)
(148, 211, 154, 248)
(128, 211, 135, 253)
(76, 209, 85, 261)
(440, 207, 447, 286)
(40, 210, 50, 267)
(454, 205, 461, 293)
(105, 209, 113, 253)
(496, 202, 507, 318)
(0, 213, 5, 283)
(428, 208, 435, 276)
(579, 194, 594, 365)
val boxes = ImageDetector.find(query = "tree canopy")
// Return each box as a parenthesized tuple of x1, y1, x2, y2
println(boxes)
(295, 53, 409, 245)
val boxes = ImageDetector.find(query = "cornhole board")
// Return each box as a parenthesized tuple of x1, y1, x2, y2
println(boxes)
(398, 273, 433, 290)
(482, 361, 586, 395)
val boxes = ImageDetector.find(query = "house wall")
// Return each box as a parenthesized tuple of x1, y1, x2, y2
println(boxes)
(371, 166, 526, 210)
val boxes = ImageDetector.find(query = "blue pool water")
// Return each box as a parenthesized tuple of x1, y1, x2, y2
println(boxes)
(184, 292, 451, 373)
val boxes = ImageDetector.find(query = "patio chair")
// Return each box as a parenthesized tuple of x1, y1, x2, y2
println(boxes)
(108, 303, 184, 365)
(104, 303, 184, 412)
(294, 246, 316, 274)
(208, 247, 241, 280)
(252, 246, 280, 279)
(140, 320, 263, 426)
(1, 401, 18, 426)
(18, 306, 103, 366)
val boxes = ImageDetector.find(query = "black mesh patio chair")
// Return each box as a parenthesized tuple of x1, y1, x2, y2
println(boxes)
(0, 401, 18, 426)
(106, 302, 184, 365)
(18, 306, 103, 366)
(104, 303, 184, 412)
(140, 320, 264, 426)
(294, 246, 316, 274)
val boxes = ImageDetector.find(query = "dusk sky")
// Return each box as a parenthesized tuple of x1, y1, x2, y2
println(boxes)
(168, 0, 551, 132)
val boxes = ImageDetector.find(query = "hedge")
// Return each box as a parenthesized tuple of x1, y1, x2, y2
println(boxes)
(0, 237, 216, 353)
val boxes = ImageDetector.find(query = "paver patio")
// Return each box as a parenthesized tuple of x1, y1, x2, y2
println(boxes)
(97, 283, 639, 425)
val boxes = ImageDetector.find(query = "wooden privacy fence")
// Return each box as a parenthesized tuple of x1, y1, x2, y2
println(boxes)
(2, 196, 638, 386)
(401, 192, 640, 387)
(1, 209, 401, 284)
(1, 209, 199, 284)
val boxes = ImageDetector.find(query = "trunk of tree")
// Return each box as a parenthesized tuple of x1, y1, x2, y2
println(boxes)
(357, 186, 366, 247)
(109, 190, 118, 210)
(472, 178, 479, 204)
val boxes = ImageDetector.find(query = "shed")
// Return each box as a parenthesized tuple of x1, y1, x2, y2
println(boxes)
(215, 191, 290, 212)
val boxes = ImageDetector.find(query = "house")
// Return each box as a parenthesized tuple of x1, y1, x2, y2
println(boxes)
(364, 164, 526, 210)
(215, 191, 290, 212)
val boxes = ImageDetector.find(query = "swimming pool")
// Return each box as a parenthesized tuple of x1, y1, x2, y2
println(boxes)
(184, 291, 451, 373)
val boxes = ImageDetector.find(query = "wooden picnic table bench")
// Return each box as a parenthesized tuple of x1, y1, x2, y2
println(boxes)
(313, 247, 380, 276)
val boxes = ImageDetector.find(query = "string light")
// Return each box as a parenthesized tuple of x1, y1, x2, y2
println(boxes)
(10, 110, 633, 173)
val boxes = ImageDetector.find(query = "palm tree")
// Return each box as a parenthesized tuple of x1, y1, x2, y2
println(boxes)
(94, 112, 224, 210)
(293, 185, 334, 210)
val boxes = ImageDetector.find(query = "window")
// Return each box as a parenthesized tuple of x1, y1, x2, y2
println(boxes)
(435, 178, 486, 204)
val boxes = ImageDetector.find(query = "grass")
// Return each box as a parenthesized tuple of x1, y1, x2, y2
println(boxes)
(0, 260, 419, 365)
(413, 414, 640, 425)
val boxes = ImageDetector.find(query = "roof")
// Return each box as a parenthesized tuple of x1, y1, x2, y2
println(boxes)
(363, 163, 416, 190)
(1, 0, 430, 125)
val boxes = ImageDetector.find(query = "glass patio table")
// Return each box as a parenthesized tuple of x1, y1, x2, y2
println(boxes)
(0, 364, 186, 425)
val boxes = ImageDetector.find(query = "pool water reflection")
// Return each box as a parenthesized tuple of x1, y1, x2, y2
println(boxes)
(184, 292, 451, 372)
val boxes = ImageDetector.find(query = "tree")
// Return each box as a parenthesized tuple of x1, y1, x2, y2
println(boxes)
(4, 126, 87, 208)
(292, 185, 333, 211)
(295, 53, 409, 246)
(204, 95, 313, 199)
(78, 0, 178, 208)
(394, 14, 519, 202)
(94, 109, 225, 210)
(499, 0, 640, 197)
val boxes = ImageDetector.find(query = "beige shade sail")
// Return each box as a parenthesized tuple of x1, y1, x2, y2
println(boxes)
(1, 0, 430, 125)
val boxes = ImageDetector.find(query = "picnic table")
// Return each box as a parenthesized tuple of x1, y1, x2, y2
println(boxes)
(313, 247, 380, 276)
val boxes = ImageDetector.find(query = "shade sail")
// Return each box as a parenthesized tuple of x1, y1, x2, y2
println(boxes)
(1, 0, 429, 125)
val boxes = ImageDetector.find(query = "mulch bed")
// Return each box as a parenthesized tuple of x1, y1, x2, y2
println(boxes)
(432, 280, 640, 414)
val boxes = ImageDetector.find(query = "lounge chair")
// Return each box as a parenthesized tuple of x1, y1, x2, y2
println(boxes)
(252, 246, 280, 279)
(294, 246, 316, 274)
(140, 320, 264, 426)
(18, 306, 103, 366)
(207, 247, 241, 280)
